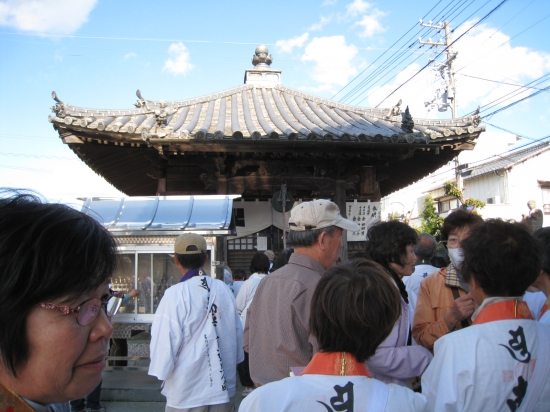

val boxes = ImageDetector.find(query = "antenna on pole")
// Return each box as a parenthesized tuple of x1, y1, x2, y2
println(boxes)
(419, 21, 457, 119)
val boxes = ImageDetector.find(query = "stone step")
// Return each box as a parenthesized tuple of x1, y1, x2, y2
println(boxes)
(100, 370, 164, 402)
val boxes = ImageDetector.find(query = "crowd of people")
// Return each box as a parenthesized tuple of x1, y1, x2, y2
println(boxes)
(1, 189, 549, 412)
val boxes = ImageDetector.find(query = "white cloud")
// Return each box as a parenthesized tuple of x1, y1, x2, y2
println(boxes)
(309, 16, 331, 31)
(163, 43, 194, 76)
(355, 9, 386, 38)
(302, 36, 358, 90)
(0, 0, 97, 35)
(124, 52, 137, 60)
(365, 20, 550, 118)
(345, 0, 371, 18)
(276, 33, 310, 53)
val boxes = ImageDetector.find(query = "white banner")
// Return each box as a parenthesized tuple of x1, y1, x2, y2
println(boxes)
(230, 200, 380, 242)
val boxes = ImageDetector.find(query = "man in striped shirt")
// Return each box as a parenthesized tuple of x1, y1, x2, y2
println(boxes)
(243, 199, 359, 387)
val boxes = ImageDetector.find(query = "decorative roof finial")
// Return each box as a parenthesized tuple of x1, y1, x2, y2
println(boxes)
(252, 44, 273, 67)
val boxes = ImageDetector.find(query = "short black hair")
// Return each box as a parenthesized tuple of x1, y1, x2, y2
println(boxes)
(0, 189, 118, 376)
(415, 233, 437, 260)
(250, 252, 270, 274)
(232, 269, 246, 281)
(365, 220, 418, 266)
(534, 227, 550, 276)
(461, 219, 542, 297)
(441, 209, 483, 241)
(271, 247, 294, 272)
(175, 251, 207, 270)
(310, 259, 401, 363)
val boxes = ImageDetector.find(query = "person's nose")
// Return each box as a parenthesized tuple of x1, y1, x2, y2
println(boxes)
(89, 306, 114, 342)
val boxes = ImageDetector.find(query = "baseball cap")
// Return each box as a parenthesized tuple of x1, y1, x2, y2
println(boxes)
(264, 250, 275, 261)
(288, 200, 360, 232)
(174, 233, 207, 254)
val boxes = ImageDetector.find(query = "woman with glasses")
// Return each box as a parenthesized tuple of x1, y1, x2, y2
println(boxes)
(412, 209, 483, 351)
(0, 190, 123, 412)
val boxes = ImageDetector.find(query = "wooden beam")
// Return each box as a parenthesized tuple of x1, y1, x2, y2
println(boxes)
(334, 180, 348, 262)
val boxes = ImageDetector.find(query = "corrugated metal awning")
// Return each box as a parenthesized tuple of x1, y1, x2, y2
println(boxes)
(80, 195, 240, 235)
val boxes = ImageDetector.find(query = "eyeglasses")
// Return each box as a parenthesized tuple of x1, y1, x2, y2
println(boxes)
(37, 291, 124, 326)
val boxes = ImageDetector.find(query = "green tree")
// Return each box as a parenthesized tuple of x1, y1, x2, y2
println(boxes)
(420, 195, 444, 238)
(443, 181, 486, 213)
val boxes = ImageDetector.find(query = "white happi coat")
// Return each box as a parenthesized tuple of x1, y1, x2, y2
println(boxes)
(238, 374, 427, 412)
(422, 298, 550, 412)
(149, 276, 244, 409)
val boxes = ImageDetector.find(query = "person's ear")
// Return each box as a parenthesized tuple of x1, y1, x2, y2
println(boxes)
(174, 255, 182, 270)
(317, 231, 328, 250)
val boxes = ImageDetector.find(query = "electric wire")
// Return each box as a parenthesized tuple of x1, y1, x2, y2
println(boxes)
(336, 0, 465, 103)
(374, 0, 510, 108)
(458, 74, 549, 91)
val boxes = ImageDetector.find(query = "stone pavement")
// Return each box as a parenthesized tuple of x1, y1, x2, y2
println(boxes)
(100, 369, 246, 411)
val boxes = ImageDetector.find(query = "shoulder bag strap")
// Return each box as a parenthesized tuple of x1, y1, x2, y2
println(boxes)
(450, 287, 470, 330)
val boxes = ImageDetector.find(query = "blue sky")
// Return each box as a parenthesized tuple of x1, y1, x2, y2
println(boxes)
(1, 0, 549, 200)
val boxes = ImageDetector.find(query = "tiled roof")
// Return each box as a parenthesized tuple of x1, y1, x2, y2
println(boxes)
(49, 83, 483, 145)
(461, 142, 550, 179)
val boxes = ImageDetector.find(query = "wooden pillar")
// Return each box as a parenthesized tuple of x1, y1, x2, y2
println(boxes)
(335, 180, 348, 262)
(217, 175, 228, 195)
(156, 177, 166, 196)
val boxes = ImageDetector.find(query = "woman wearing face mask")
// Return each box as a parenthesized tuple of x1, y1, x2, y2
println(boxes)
(412, 209, 483, 351)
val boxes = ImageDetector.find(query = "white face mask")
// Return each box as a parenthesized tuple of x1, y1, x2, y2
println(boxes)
(448, 248, 464, 271)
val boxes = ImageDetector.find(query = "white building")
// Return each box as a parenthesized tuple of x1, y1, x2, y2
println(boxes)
(381, 133, 550, 228)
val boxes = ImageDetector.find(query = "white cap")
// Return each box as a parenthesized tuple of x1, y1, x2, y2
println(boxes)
(288, 200, 360, 232)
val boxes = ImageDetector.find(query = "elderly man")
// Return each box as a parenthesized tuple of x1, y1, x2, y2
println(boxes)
(244, 199, 359, 387)
(403, 233, 437, 325)
(149, 233, 243, 412)
(422, 219, 550, 411)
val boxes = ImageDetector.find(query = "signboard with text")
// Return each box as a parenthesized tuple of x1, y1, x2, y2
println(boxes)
(346, 201, 381, 241)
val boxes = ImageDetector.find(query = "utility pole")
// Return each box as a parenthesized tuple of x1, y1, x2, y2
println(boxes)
(419, 20, 457, 119)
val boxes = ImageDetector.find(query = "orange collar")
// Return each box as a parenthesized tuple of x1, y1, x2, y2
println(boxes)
(540, 296, 550, 319)
(472, 300, 534, 326)
(0, 382, 35, 412)
(301, 352, 372, 377)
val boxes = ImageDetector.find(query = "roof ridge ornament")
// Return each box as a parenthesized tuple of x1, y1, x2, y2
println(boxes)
(252, 44, 273, 67)
(51, 91, 67, 117)
(135, 89, 151, 110)
(401, 106, 415, 133)
(245, 45, 281, 86)
(385, 99, 402, 119)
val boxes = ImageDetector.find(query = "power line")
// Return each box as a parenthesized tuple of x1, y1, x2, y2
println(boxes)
(465, 72, 550, 116)
(482, 122, 536, 141)
(482, 84, 550, 118)
(375, 0, 510, 108)
(346, 0, 493, 106)
(0, 164, 54, 173)
(455, 11, 550, 74)
(0, 152, 76, 161)
(0, 32, 265, 45)
(336, 0, 465, 103)
(458, 74, 550, 91)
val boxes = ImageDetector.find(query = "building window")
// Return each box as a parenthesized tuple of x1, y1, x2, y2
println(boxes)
(542, 187, 550, 215)
(439, 201, 451, 213)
